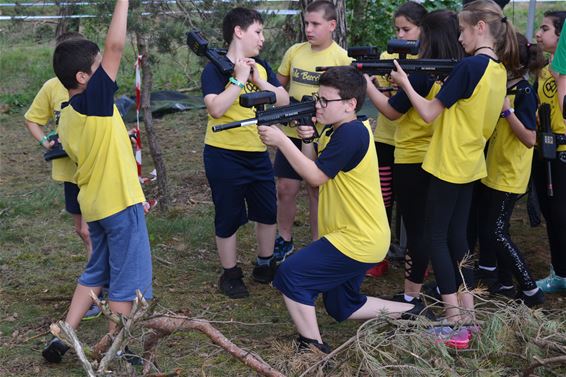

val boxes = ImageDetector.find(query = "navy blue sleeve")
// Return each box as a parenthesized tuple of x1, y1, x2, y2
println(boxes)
(71, 66, 117, 116)
(315, 121, 369, 178)
(513, 80, 537, 131)
(256, 58, 282, 87)
(201, 62, 228, 97)
(389, 74, 434, 113)
(436, 55, 490, 109)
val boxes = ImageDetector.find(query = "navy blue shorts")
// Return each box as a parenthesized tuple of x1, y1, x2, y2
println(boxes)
(80, 204, 153, 301)
(64, 182, 81, 215)
(273, 137, 303, 180)
(203, 145, 277, 238)
(273, 237, 376, 322)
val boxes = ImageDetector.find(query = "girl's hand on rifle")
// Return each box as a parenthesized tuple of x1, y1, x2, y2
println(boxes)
(258, 125, 286, 147)
(389, 60, 410, 91)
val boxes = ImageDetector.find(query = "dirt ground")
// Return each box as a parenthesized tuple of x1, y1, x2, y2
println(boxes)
(0, 107, 564, 376)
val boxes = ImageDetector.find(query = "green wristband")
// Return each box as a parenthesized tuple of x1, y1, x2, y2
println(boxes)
(38, 135, 49, 146)
(229, 77, 245, 89)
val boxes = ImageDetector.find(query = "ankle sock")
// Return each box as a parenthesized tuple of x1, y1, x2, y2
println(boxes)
(256, 255, 274, 266)
(478, 265, 496, 271)
(523, 287, 539, 296)
(404, 294, 415, 302)
(500, 285, 514, 290)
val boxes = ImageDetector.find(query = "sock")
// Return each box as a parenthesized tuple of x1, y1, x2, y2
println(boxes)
(436, 286, 441, 295)
(523, 288, 539, 296)
(479, 265, 496, 271)
(500, 285, 514, 290)
(404, 294, 415, 302)
(223, 265, 238, 273)
(256, 255, 273, 266)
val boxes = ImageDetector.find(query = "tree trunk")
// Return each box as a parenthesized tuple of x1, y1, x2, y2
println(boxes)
(300, 0, 347, 48)
(135, 32, 171, 212)
(55, 3, 80, 38)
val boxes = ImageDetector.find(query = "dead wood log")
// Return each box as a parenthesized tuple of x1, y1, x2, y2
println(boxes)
(143, 315, 286, 377)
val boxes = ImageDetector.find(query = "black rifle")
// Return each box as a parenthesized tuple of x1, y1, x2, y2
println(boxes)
(212, 91, 317, 143)
(538, 103, 555, 197)
(187, 30, 233, 76)
(43, 132, 68, 161)
(317, 39, 457, 79)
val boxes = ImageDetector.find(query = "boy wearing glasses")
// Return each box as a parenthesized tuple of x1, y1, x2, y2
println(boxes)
(258, 67, 431, 353)
(273, 0, 352, 261)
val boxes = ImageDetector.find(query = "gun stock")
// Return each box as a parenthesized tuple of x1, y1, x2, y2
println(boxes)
(317, 59, 457, 78)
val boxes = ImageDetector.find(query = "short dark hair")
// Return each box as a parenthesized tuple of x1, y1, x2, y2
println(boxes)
(53, 39, 99, 90)
(305, 1, 337, 21)
(55, 32, 85, 46)
(318, 66, 366, 112)
(394, 1, 427, 26)
(222, 7, 263, 45)
(419, 10, 465, 60)
(544, 11, 566, 37)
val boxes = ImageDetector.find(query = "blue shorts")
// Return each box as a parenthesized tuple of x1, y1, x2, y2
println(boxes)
(273, 137, 303, 180)
(203, 145, 276, 238)
(273, 237, 375, 322)
(79, 204, 153, 302)
(64, 182, 81, 215)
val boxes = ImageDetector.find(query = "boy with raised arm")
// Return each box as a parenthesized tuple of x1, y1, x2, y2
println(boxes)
(258, 67, 430, 352)
(42, 0, 153, 363)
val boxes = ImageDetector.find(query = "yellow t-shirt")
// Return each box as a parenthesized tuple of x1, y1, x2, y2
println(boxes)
(24, 78, 77, 183)
(58, 67, 145, 222)
(482, 80, 537, 194)
(373, 52, 417, 146)
(423, 55, 507, 184)
(389, 76, 442, 164)
(537, 65, 566, 152)
(317, 120, 390, 263)
(277, 41, 351, 138)
(202, 60, 278, 152)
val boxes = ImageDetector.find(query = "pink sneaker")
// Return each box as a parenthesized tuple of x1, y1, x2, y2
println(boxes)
(427, 326, 470, 350)
(365, 261, 389, 278)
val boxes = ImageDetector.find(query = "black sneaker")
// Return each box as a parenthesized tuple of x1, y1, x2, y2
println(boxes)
(400, 300, 436, 321)
(119, 346, 144, 366)
(391, 292, 423, 304)
(422, 282, 441, 302)
(252, 258, 277, 284)
(218, 267, 249, 299)
(296, 335, 332, 354)
(474, 268, 498, 290)
(516, 289, 545, 308)
(490, 283, 516, 298)
(42, 337, 70, 363)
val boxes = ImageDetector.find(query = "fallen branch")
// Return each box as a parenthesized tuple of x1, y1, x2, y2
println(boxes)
(522, 355, 566, 377)
(51, 322, 96, 377)
(143, 315, 285, 377)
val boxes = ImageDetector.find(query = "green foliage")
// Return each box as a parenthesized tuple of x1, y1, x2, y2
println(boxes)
(345, 0, 461, 50)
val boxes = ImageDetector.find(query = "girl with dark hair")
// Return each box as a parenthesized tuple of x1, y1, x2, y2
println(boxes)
(533, 11, 566, 294)
(366, 9, 464, 346)
(390, 0, 519, 347)
(476, 32, 546, 307)
(366, 1, 427, 278)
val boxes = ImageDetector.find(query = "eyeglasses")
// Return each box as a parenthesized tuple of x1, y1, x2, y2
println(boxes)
(312, 93, 346, 108)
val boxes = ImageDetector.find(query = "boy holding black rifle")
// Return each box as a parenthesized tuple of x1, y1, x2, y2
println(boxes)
(273, 0, 351, 260)
(201, 7, 289, 299)
(42, 0, 153, 363)
(258, 66, 431, 353)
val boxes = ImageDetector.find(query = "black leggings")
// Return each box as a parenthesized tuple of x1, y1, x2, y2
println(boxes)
(533, 150, 566, 277)
(424, 175, 474, 294)
(376, 142, 395, 221)
(394, 164, 429, 284)
(477, 184, 537, 291)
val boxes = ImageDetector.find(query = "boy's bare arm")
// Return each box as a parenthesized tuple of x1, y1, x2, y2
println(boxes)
(102, 0, 129, 82)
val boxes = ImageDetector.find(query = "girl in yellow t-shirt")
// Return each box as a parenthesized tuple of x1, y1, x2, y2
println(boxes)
(367, 0, 428, 278)
(477, 33, 545, 307)
(366, 10, 464, 311)
(533, 11, 566, 293)
(391, 0, 518, 334)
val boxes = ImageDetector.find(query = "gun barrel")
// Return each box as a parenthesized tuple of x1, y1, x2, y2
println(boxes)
(212, 118, 258, 132)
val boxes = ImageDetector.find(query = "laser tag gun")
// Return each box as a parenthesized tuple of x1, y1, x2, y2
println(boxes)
(212, 91, 318, 143)
(186, 30, 233, 76)
(538, 103, 555, 197)
(317, 39, 457, 79)
(43, 131, 68, 161)
(507, 86, 532, 96)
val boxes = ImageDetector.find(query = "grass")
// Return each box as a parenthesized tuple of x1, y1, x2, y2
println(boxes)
(1, 4, 566, 376)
